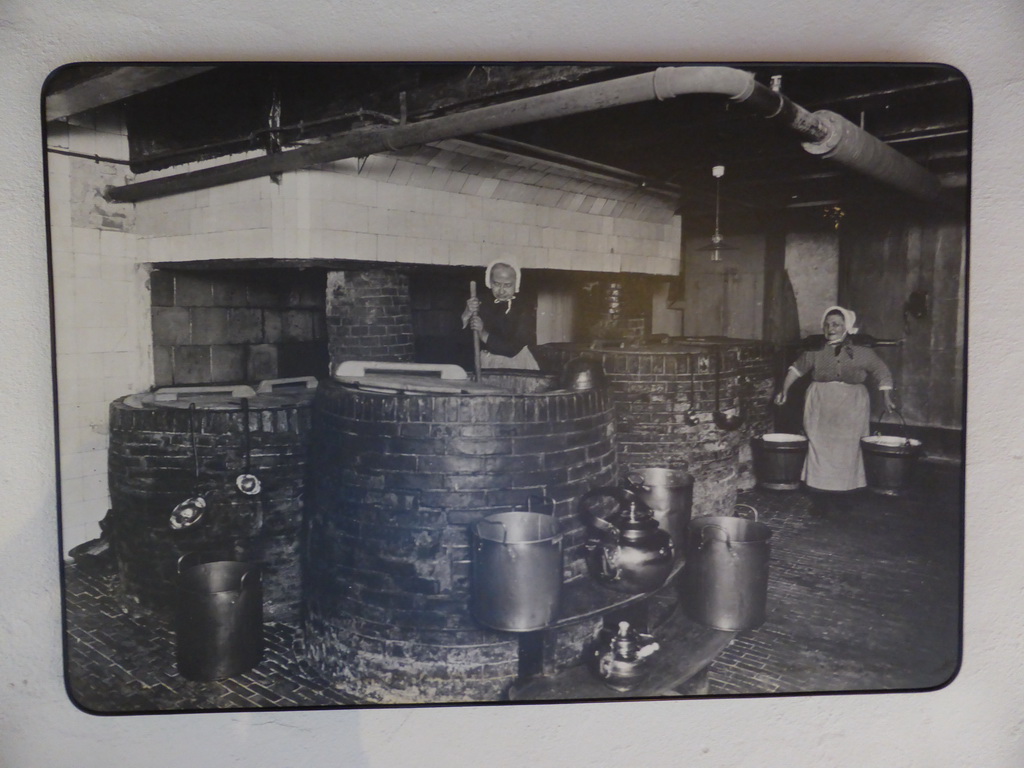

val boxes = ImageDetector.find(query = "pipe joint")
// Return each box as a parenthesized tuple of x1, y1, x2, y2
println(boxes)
(726, 74, 757, 104)
(800, 110, 845, 156)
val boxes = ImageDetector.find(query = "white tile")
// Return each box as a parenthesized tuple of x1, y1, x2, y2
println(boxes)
(477, 178, 499, 198)
(337, 231, 378, 261)
(71, 227, 101, 255)
(282, 198, 299, 230)
(295, 227, 310, 259)
(447, 240, 482, 266)
(98, 229, 128, 259)
(326, 201, 370, 233)
(74, 253, 102, 282)
(50, 225, 73, 253)
(235, 228, 273, 260)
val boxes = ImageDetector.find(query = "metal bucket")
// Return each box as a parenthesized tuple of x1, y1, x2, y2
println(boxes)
(752, 433, 808, 491)
(175, 554, 263, 681)
(683, 505, 772, 631)
(861, 409, 923, 496)
(624, 466, 694, 554)
(471, 511, 563, 632)
(861, 435, 923, 496)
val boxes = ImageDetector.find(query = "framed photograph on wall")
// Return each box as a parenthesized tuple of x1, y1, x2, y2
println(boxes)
(45, 61, 968, 713)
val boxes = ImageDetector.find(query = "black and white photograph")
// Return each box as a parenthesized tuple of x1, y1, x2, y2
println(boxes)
(45, 62, 968, 712)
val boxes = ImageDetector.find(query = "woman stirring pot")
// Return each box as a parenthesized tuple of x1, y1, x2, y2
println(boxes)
(774, 306, 896, 516)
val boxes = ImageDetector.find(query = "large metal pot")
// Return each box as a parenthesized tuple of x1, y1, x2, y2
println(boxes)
(683, 505, 772, 631)
(624, 466, 694, 555)
(175, 554, 263, 681)
(471, 511, 563, 632)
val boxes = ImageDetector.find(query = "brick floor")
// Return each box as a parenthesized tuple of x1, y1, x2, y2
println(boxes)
(706, 460, 962, 695)
(61, 460, 962, 711)
(64, 564, 357, 713)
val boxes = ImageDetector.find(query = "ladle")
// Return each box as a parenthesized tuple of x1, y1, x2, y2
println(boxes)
(235, 397, 262, 496)
(170, 402, 207, 530)
(712, 347, 745, 431)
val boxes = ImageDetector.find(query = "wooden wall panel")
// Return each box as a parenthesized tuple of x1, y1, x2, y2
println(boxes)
(840, 213, 966, 431)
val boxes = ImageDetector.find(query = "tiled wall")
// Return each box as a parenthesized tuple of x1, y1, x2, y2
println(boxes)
(132, 139, 682, 275)
(150, 269, 327, 385)
(48, 108, 152, 550)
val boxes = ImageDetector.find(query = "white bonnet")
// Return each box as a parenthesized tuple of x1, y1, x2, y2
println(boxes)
(822, 305, 859, 335)
(484, 259, 521, 292)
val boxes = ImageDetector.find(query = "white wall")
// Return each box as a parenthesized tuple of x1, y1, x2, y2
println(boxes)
(47, 113, 153, 549)
(4, 3, 1022, 768)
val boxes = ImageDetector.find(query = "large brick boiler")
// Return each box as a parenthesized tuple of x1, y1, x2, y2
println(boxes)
(539, 339, 775, 517)
(302, 371, 618, 703)
(106, 382, 317, 623)
(106, 264, 777, 703)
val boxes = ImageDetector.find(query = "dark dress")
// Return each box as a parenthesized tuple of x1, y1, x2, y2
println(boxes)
(474, 292, 539, 369)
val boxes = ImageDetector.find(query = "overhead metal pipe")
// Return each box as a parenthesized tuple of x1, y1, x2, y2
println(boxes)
(104, 66, 946, 205)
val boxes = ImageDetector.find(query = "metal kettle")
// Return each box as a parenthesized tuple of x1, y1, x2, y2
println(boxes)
(580, 487, 675, 594)
(592, 620, 661, 692)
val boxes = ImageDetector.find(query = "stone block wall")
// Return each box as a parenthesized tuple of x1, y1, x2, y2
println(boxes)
(150, 268, 327, 386)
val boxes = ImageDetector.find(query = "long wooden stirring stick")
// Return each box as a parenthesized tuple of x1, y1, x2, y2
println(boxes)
(470, 280, 482, 381)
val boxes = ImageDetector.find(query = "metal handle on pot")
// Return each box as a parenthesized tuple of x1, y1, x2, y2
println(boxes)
(580, 486, 634, 540)
(698, 523, 736, 557)
(239, 567, 262, 590)
(177, 551, 233, 574)
(477, 518, 511, 544)
(733, 503, 759, 522)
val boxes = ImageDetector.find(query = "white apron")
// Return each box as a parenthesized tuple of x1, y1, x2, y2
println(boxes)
(480, 347, 539, 370)
(802, 381, 870, 491)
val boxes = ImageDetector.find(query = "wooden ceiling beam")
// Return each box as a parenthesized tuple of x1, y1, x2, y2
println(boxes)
(45, 65, 216, 122)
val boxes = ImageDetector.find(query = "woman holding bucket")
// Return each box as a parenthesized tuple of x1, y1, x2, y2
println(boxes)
(774, 306, 896, 515)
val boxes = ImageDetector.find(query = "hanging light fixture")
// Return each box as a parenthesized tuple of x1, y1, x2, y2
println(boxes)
(696, 165, 739, 261)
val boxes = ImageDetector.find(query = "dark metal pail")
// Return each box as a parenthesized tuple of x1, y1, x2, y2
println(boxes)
(752, 433, 808, 491)
(861, 410, 923, 496)
(861, 435, 923, 495)
(471, 512, 562, 632)
(683, 505, 772, 631)
(175, 554, 263, 681)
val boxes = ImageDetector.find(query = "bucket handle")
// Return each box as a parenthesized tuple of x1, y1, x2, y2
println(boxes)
(697, 504, 759, 556)
(875, 408, 912, 446)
